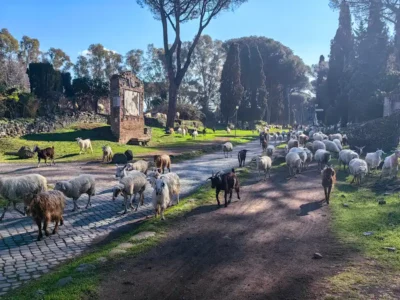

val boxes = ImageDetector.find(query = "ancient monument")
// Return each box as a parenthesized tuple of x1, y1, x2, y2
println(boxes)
(110, 71, 151, 145)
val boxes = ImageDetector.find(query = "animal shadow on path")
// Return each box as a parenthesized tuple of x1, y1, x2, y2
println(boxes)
(297, 200, 324, 216)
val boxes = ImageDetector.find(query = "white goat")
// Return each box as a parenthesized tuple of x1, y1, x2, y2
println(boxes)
(285, 152, 302, 178)
(365, 150, 385, 173)
(76, 138, 93, 154)
(152, 178, 171, 220)
(191, 130, 199, 139)
(381, 150, 400, 179)
(223, 142, 233, 158)
(338, 150, 359, 171)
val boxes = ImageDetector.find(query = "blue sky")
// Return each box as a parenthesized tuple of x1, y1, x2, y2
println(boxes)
(1, 0, 338, 67)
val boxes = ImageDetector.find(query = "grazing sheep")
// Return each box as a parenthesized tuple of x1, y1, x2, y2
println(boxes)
(0, 174, 48, 221)
(208, 169, 240, 207)
(333, 139, 342, 151)
(329, 133, 342, 142)
(349, 158, 368, 185)
(285, 152, 302, 177)
(312, 140, 326, 153)
(177, 127, 183, 134)
(144, 112, 152, 118)
(381, 150, 400, 179)
(54, 175, 96, 211)
(33, 145, 55, 167)
(314, 149, 331, 171)
(238, 149, 249, 167)
(102, 145, 113, 163)
(253, 155, 272, 180)
(154, 154, 171, 173)
(322, 140, 340, 156)
(338, 150, 359, 171)
(126, 159, 150, 174)
(226, 127, 231, 134)
(156, 112, 162, 118)
(223, 142, 233, 158)
(191, 130, 199, 139)
(288, 139, 299, 150)
(322, 166, 336, 204)
(176, 112, 180, 119)
(76, 138, 93, 154)
(148, 171, 180, 205)
(365, 150, 385, 173)
(152, 177, 171, 220)
(26, 190, 65, 241)
(113, 171, 147, 213)
(266, 145, 275, 157)
(354, 146, 365, 156)
(182, 128, 187, 136)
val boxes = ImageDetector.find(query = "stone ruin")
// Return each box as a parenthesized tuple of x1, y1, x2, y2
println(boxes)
(110, 71, 151, 145)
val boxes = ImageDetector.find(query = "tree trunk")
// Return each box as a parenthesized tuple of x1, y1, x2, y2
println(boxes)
(166, 83, 178, 129)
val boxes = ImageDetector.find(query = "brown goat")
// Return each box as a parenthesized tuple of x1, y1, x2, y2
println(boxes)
(33, 145, 55, 167)
(154, 154, 171, 174)
(321, 166, 336, 204)
(26, 190, 65, 241)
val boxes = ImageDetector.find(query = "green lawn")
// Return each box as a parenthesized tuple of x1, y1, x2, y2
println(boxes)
(0, 123, 262, 163)
(326, 160, 400, 298)
(2, 169, 249, 300)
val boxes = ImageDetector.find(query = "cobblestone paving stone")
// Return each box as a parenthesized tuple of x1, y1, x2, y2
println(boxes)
(0, 140, 262, 295)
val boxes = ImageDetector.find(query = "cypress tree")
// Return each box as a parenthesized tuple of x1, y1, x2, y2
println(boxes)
(326, 0, 354, 125)
(220, 43, 244, 124)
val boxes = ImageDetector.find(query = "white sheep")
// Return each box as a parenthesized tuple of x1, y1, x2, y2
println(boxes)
(126, 160, 150, 174)
(338, 150, 359, 171)
(314, 149, 331, 171)
(349, 158, 368, 185)
(226, 127, 231, 134)
(381, 150, 400, 179)
(333, 139, 342, 151)
(266, 145, 275, 157)
(288, 139, 299, 149)
(329, 133, 342, 142)
(223, 142, 233, 158)
(176, 112, 180, 119)
(365, 150, 385, 173)
(76, 138, 93, 154)
(0, 174, 48, 221)
(115, 164, 142, 178)
(144, 112, 152, 118)
(285, 152, 302, 177)
(312, 140, 326, 153)
(313, 133, 324, 141)
(191, 130, 198, 139)
(253, 155, 272, 180)
(322, 140, 340, 156)
(304, 149, 313, 169)
(182, 128, 187, 136)
(156, 113, 162, 118)
(177, 127, 183, 135)
(289, 147, 307, 171)
(113, 171, 147, 212)
(54, 174, 96, 211)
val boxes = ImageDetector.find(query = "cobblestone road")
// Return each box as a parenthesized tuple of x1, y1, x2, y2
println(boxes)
(0, 139, 263, 295)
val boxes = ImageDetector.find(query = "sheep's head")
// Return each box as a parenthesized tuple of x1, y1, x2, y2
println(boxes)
(54, 182, 67, 193)
(154, 178, 166, 195)
(115, 164, 126, 178)
(154, 155, 161, 163)
(112, 186, 122, 201)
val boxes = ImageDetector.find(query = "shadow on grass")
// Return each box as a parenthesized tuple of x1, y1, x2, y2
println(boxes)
(21, 126, 116, 142)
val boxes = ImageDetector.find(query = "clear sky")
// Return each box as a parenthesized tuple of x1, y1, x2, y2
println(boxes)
(1, 0, 339, 67)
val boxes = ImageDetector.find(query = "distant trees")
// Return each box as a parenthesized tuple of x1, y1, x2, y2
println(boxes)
(221, 37, 310, 125)
(219, 43, 243, 123)
(136, 0, 248, 128)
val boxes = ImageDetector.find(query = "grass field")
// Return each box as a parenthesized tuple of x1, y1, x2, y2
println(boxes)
(2, 169, 249, 300)
(0, 123, 261, 163)
(326, 159, 400, 298)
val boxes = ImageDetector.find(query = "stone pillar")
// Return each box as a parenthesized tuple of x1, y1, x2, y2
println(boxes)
(110, 71, 147, 144)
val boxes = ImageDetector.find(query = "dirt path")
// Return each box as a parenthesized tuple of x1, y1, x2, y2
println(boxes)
(98, 163, 352, 300)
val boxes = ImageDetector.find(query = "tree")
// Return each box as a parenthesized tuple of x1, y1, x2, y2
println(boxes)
(46, 48, 73, 71)
(0, 28, 19, 60)
(249, 44, 267, 122)
(349, 0, 389, 122)
(19, 36, 40, 66)
(326, 0, 354, 125)
(104, 51, 123, 79)
(312, 55, 329, 122)
(137, 0, 247, 128)
(88, 44, 107, 80)
(219, 43, 243, 123)
(74, 55, 90, 78)
(125, 49, 144, 75)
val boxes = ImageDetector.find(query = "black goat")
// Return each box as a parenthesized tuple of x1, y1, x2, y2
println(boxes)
(202, 128, 207, 135)
(212, 127, 216, 133)
(208, 169, 240, 207)
(238, 149, 249, 167)
(33, 145, 55, 167)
